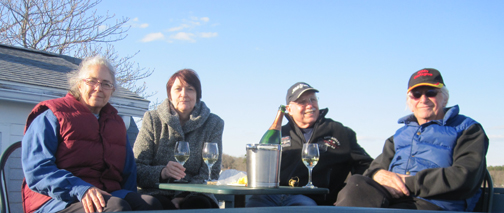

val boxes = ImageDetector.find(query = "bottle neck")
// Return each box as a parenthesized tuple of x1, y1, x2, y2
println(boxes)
(269, 109, 285, 130)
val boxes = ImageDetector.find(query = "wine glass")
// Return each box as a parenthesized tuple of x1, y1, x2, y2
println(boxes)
(202, 142, 219, 182)
(174, 141, 190, 182)
(302, 143, 319, 188)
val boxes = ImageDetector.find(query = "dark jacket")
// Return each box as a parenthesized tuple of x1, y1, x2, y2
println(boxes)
(364, 105, 488, 211)
(280, 108, 373, 205)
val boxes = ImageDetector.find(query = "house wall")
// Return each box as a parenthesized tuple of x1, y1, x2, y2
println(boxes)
(0, 99, 34, 212)
(0, 100, 34, 151)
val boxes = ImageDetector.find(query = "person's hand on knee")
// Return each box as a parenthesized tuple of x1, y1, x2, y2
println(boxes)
(81, 187, 111, 213)
(171, 197, 184, 209)
(373, 170, 410, 198)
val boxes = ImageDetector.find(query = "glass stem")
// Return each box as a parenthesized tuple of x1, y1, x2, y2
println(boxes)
(207, 164, 212, 180)
(308, 168, 313, 185)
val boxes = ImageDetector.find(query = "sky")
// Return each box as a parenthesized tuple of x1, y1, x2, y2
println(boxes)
(95, 0, 504, 166)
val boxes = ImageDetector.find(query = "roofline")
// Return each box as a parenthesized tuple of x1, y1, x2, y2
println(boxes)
(0, 43, 82, 65)
(0, 81, 149, 117)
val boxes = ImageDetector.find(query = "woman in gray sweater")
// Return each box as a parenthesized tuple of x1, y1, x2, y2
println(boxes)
(133, 69, 224, 209)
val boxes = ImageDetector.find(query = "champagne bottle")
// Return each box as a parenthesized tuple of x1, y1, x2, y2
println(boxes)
(259, 105, 286, 144)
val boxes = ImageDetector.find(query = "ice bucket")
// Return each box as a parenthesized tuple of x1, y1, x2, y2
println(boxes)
(246, 144, 282, 188)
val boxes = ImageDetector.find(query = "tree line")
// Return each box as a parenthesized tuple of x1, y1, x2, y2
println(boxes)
(488, 165, 504, 171)
(221, 154, 246, 171)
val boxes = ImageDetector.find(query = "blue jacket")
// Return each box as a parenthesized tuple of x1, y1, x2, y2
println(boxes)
(365, 105, 488, 212)
(390, 105, 482, 211)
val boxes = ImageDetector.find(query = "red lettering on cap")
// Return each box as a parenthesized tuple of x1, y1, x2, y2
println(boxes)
(414, 69, 433, 79)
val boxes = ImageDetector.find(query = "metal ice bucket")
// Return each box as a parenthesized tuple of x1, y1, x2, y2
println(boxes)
(246, 144, 282, 188)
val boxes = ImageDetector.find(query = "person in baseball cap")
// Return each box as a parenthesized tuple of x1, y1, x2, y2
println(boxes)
(335, 68, 488, 212)
(407, 68, 445, 93)
(285, 82, 319, 104)
(246, 82, 373, 207)
(285, 82, 320, 128)
(405, 68, 448, 124)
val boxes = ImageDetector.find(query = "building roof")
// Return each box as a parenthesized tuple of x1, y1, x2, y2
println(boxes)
(0, 44, 149, 117)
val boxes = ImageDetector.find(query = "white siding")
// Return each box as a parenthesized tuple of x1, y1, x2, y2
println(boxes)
(0, 100, 34, 212)
(0, 100, 34, 151)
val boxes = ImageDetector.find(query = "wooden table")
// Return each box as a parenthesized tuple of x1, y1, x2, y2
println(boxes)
(158, 183, 329, 207)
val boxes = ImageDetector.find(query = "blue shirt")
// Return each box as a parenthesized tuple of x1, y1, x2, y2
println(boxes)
(21, 109, 137, 213)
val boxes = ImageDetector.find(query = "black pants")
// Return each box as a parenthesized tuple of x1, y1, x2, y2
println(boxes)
(59, 192, 162, 212)
(153, 194, 218, 210)
(335, 175, 443, 210)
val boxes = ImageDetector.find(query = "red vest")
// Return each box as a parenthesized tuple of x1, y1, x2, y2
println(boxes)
(22, 94, 127, 213)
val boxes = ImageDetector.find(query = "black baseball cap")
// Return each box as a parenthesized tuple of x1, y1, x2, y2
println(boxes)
(286, 82, 319, 104)
(407, 68, 445, 93)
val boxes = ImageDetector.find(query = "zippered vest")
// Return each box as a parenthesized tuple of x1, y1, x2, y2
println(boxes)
(22, 94, 127, 213)
(390, 105, 480, 211)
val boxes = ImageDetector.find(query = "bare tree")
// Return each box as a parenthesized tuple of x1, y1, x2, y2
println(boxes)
(77, 43, 154, 97)
(0, 0, 153, 97)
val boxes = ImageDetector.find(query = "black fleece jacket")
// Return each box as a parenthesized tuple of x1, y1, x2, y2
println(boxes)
(280, 108, 373, 205)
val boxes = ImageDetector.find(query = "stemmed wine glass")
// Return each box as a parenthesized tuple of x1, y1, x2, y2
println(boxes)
(174, 141, 190, 182)
(202, 142, 219, 182)
(301, 143, 320, 188)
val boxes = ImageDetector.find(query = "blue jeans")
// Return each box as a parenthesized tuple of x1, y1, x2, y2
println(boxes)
(246, 194, 317, 207)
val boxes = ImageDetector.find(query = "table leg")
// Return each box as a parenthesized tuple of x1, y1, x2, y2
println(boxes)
(234, 195, 246, 207)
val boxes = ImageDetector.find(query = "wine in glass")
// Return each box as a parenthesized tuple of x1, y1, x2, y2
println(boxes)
(174, 141, 190, 182)
(202, 142, 219, 182)
(302, 143, 320, 188)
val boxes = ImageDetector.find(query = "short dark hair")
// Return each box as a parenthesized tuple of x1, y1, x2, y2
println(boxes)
(166, 69, 202, 101)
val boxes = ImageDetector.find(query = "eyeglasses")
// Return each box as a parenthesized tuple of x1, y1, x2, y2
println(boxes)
(411, 89, 439, 99)
(294, 96, 318, 106)
(82, 78, 114, 90)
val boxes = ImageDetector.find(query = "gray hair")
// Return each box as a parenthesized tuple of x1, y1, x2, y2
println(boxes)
(406, 86, 450, 110)
(67, 56, 116, 100)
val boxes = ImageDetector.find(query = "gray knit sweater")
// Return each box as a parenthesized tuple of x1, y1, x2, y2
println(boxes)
(133, 98, 224, 204)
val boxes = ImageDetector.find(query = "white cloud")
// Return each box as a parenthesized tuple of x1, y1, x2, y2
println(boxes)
(168, 24, 190, 32)
(98, 25, 107, 32)
(190, 21, 201, 26)
(199, 32, 218, 38)
(489, 135, 504, 140)
(491, 125, 504, 130)
(130, 17, 149, 29)
(170, 32, 195, 42)
(164, 16, 218, 43)
(141, 32, 165, 42)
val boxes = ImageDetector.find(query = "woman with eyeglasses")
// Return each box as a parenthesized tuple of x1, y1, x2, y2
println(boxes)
(21, 56, 162, 213)
(133, 69, 224, 209)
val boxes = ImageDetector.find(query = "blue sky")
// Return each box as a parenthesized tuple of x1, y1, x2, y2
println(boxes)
(96, 0, 504, 166)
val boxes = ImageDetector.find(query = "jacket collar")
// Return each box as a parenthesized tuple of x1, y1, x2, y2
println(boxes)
(157, 98, 211, 133)
(66, 93, 117, 117)
(285, 108, 328, 130)
(398, 105, 460, 126)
